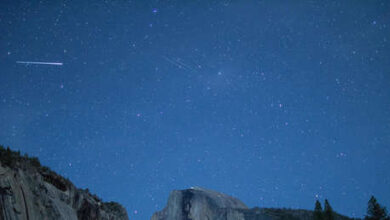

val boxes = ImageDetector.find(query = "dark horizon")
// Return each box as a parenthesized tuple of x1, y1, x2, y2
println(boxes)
(1, 1, 389, 219)
(0, 144, 386, 219)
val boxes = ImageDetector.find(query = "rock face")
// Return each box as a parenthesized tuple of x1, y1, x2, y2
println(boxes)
(151, 187, 355, 220)
(151, 187, 248, 220)
(0, 147, 129, 220)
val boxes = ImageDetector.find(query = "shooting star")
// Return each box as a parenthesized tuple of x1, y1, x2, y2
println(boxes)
(162, 56, 196, 72)
(16, 61, 63, 66)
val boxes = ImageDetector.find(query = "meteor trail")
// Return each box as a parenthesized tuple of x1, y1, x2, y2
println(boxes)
(16, 61, 63, 66)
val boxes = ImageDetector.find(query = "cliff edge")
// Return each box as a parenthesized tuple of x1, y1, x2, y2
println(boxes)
(0, 146, 129, 220)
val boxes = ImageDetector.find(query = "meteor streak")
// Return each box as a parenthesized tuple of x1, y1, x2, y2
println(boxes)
(16, 61, 63, 66)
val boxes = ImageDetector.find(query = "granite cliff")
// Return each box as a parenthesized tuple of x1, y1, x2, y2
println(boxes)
(151, 187, 355, 220)
(0, 145, 359, 220)
(0, 146, 129, 220)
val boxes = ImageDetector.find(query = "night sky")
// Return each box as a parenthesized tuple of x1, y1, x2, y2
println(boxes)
(1, 0, 390, 219)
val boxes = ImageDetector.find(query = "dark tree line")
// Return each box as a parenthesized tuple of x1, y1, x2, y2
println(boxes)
(314, 199, 335, 220)
(365, 196, 389, 220)
(314, 196, 389, 220)
(0, 145, 41, 168)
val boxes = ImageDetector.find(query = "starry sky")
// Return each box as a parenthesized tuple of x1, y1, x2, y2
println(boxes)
(1, 0, 390, 219)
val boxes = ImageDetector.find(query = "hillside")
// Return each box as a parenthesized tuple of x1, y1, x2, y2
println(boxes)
(0, 145, 129, 220)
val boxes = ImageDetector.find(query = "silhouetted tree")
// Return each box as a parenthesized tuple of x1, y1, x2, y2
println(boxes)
(365, 196, 389, 220)
(314, 200, 324, 220)
(0, 146, 14, 167)
(30, 157, 41, 167)
(324, 199, 334, 220)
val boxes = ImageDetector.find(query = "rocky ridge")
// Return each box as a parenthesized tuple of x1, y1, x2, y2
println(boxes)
(0, 146, 129, 220)
(0, 145, 359, 220)
(151, 187, 356, 220)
